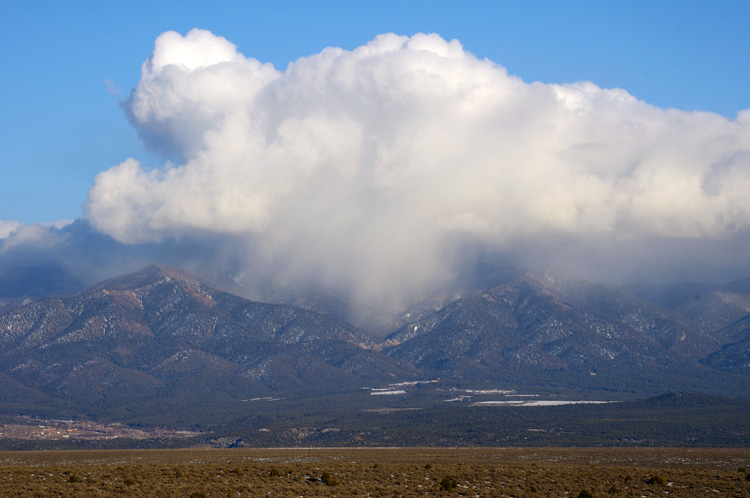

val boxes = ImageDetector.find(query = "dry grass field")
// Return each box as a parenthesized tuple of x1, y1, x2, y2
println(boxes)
(1, 447, 749, 497)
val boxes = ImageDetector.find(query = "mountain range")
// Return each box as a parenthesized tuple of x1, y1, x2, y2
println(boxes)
(0, 263, 749, 425)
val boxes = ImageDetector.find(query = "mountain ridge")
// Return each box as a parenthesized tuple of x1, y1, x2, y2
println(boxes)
(1, 264, 749, 425)
(0, 265, 414, 420)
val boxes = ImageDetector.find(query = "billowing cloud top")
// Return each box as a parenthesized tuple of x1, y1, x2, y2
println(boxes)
(87, 29, 750, 299)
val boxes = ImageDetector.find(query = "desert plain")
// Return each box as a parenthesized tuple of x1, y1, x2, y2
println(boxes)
(1, 447, 749, 497)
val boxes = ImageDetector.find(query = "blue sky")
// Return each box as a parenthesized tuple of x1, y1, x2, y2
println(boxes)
(1, 0, 748, 225)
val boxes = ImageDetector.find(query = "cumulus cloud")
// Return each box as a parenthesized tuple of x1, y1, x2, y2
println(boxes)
(87, 29, 750, 301)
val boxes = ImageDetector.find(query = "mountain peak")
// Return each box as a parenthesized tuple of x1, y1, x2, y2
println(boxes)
(521, 268, 589, 290)
(92, 264, 202, 292)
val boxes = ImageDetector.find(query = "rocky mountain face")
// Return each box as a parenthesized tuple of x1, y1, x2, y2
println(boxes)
(1, 264, 749, 422)
(701, 315, 750, 373)
(0, 265, 413, 418)
(382, 269, 741, 393)
(624, 278, 750, 333)
(622, 278, 750, 378)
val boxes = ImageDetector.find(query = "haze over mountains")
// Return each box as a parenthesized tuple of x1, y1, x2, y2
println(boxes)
(1, 262, 749, 427)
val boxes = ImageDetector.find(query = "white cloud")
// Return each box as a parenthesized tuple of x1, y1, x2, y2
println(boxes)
(0, 220, 73, 244)
(0, 224, 65, 252)
(87, 29, 750, 300)
(0, 221, 21, 240)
